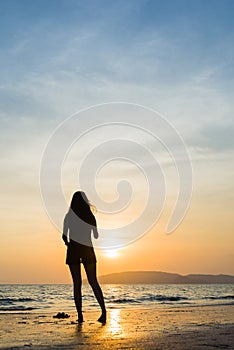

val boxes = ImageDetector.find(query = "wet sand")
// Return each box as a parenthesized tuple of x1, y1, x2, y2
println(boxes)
(0, 304, 233, 349)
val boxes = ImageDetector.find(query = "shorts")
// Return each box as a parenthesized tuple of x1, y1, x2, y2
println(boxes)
(66, 241, 97, 265)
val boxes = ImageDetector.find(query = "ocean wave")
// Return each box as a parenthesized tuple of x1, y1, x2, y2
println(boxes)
(113, 298, 139, 304)
(109, 294, 234, 304)
(0, 285, 233, 313)
(141, 295, 188, 302)
(0, 297, 35, 305)
(0, 306, 37, 311)
(204, 295, 234, 300)
(110, 295, 188, 304)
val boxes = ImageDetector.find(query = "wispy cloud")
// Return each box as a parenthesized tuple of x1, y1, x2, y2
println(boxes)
(0, 0, 234, 217)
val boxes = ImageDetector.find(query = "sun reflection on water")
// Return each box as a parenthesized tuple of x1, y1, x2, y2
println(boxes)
(106, 309, 123, 336)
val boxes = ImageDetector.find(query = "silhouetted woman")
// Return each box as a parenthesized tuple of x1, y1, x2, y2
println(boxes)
(62, 191, 106, 323)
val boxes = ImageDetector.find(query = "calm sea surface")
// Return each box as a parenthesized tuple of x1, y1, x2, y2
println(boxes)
(0, 284, 233, 313)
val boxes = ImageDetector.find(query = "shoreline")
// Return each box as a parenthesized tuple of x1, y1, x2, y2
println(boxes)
(0, 304, 233, 349)
(0, 300, 233, 314)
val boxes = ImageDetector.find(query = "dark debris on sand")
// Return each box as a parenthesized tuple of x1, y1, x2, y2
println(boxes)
(53, 312, 70, 319)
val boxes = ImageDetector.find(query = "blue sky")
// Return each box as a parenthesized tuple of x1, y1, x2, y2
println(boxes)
(1, 1, 233, 164)
(1, 0, 234, 121)
(1, 0, 233, 185)
(0, 0, 234, 280)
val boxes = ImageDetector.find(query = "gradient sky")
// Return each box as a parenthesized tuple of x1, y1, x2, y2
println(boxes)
(0, 0, 234, 283)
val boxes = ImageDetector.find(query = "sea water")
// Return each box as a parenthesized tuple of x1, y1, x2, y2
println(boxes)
(0, 284, 233, 313)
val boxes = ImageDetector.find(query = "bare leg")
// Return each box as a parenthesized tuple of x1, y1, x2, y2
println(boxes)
(69, 264, 83, 322)
(83, 262, 106, 323)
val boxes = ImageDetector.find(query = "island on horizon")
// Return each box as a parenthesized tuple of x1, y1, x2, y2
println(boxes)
(92, 271, 234, 284)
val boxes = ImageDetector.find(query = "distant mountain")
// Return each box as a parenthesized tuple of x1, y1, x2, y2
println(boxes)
(186, 274, 234, 284)
(96, 271, 234, 284)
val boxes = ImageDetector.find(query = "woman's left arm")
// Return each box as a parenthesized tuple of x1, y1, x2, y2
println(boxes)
(62, 215, 69, 246)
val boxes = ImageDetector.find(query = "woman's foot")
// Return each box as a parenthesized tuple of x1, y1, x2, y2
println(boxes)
(77, 314, 84, 323)
(97, 310, 106, 324)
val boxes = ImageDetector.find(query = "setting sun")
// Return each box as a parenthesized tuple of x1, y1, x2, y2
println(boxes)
(104, 249, 120, 258)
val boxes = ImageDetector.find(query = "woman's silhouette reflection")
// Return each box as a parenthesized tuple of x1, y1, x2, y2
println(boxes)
(62, 191, 106, 324)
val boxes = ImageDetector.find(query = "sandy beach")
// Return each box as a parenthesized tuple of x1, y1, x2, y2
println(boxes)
(0, 304, 233, 349)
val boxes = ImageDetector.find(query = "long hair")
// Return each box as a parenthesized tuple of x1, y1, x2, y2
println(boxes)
(69, 191, 96, 225)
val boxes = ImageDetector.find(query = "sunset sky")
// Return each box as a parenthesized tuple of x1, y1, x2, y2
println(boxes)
(0, 0, 234, 283)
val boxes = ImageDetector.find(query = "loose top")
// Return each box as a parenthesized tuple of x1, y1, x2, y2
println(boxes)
(63, 210, 97, 247)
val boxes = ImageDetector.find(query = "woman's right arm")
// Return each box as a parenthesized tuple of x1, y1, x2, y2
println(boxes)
(92, 216, 99, 239)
